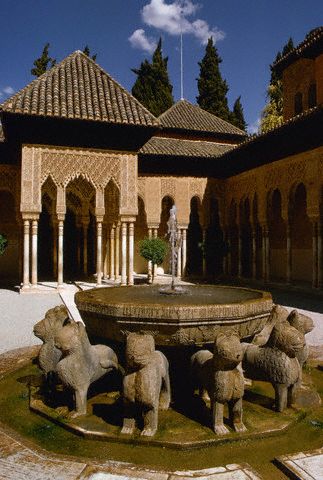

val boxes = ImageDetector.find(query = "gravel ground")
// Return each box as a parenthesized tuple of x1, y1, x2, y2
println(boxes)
(0, 289, 61, 354)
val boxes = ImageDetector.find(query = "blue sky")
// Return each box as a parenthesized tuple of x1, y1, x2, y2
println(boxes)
(0, 0, 322, 133)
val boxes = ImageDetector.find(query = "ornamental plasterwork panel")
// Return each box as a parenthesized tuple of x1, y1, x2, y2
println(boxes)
(40, 148, 121, 189)
(161, 177, 176, 200)
(188, 178, 207, 202)
(119, 155, 138, 216)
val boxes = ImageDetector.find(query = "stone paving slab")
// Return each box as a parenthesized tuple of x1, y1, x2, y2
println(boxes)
(0, 428, 86, 480)
(276, 447, 323, 480)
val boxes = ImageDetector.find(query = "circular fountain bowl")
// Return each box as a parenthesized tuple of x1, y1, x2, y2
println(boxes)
(75, 285, 273, 347)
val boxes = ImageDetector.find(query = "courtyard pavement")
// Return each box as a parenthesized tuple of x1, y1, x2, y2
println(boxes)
(0, 277, 322, 479)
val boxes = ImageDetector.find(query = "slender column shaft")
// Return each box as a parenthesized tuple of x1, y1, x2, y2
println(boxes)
(318, 222, 322, 288)
(96, 221, 103, 285)
(121, 222, 127, 286)
(109, 225, 115, 280)
(312, 221, 318, 288)
(58, 220, 64, 287)
(83, 222, 88, 276)
(286, 223, 292, 284)
(148, 228, 153, 282)
(103, 225, 109, 279)
(176, 229, 182, 278)
(115, 222, 120, 279)
(182, 228, 187, 276)
(23, 220, 30, 288)
(31, 220, 38, 286)
(128, 222, 134, 285)
(153, 228, 158, 277)
(53, 221, 58, 278)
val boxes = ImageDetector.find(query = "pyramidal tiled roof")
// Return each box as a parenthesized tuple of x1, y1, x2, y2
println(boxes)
(140, 136, 233, 157)
(0, 51, 159, 127)
(158, 99, 247, 137)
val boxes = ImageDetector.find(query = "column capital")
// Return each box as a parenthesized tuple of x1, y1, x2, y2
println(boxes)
(120, 215, 136, 223)
(95, 215, 104, 223)
(57, 214, 65, 222)
(22, 212, 39, 221)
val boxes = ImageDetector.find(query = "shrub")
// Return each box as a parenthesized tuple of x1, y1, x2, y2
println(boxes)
(139, 237, 168, 266)
(0, 234, 7, 256)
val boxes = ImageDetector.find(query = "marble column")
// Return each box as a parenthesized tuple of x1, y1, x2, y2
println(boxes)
(181, 228, 187, 276)
(76, 223, 82, 275)
(109, 224, 115, 281)
(82, 219, 89, 277)
(52, 218, 58, 279)
(227, 231, 232, 276)
(22, 219, 30, 288)
(57, 218, 64, 287)
(176, 229, 182, 278)
(103, 225, 109, 279)
(153, 227, 158, 278)
(115, 222, 120, 280)
(96, 219, 103, 286)
(31, 219, 38, 287)
(286, 223, 292, 284)
(121, 222, 127, 286)
(252, 227, 257, 279)
(128, 222, 134, 285)
(147, 228, 153, 283)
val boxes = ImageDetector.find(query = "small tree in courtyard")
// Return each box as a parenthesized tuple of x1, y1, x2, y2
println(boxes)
(139, 237, 168, 283)
(0, 234, 8, 256)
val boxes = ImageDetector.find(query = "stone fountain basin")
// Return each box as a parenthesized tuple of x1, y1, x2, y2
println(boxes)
(75, 285, 273, 347)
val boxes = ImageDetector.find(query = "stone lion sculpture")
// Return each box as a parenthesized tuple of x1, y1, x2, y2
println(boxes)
(191, 331, 246, 435)
(54, 321, 118, 418)
(286, 309, 314, 368)
(33, 305, 72, 382)
(121, 332, 171, 437)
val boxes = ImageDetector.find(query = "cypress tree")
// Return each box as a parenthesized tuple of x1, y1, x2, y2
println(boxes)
(83, 45, 97, 62)
(260, 38, 294, 133)
(196, 37, 230, 121)
(230, 96, 247, 131)
(31, 43, 56, 77)
(131, 38, 174, 117)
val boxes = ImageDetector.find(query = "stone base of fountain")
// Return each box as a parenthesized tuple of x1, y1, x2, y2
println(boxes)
(29, 377, 320, 449)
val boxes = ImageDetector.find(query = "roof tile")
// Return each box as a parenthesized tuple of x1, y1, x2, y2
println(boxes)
(140, 136, 234, 157)
(1, 51, 158, 128)
(158, 99, 247, 137)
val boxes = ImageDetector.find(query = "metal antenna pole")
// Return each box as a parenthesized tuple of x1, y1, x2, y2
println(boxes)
(180, 1, 184, 100)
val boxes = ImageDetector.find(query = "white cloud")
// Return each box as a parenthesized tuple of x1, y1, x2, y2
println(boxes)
(129, 29, 157, 53)
(248, 118, 260, 135)
(141, 0, 224, 45)
(3, 86, 14, 95)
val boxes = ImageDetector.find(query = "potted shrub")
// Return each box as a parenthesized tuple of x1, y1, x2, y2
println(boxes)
(139, 237, 168, 283)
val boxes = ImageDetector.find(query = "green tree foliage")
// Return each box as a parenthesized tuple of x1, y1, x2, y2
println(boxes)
(139, 237, 168, 266)
(0, 234, 7, 256)
(260, 38, 294, 134)
(196, 37, 230, 122)
(83, 45, 97, 62)
(230, 96, 247, 131)
(31, 43, 56, 77)
(131, 38, 174, 116)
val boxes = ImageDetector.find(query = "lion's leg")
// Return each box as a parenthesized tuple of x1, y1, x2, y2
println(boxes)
(159, 373, 171, 410)
(70, 386, 88, 418)
(121, 400, 136, 435)
(274, 384, 288, 412)
(141, 407, 158, 436)
(230, 398, 247, 433)
(212, 401, 229, 435)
